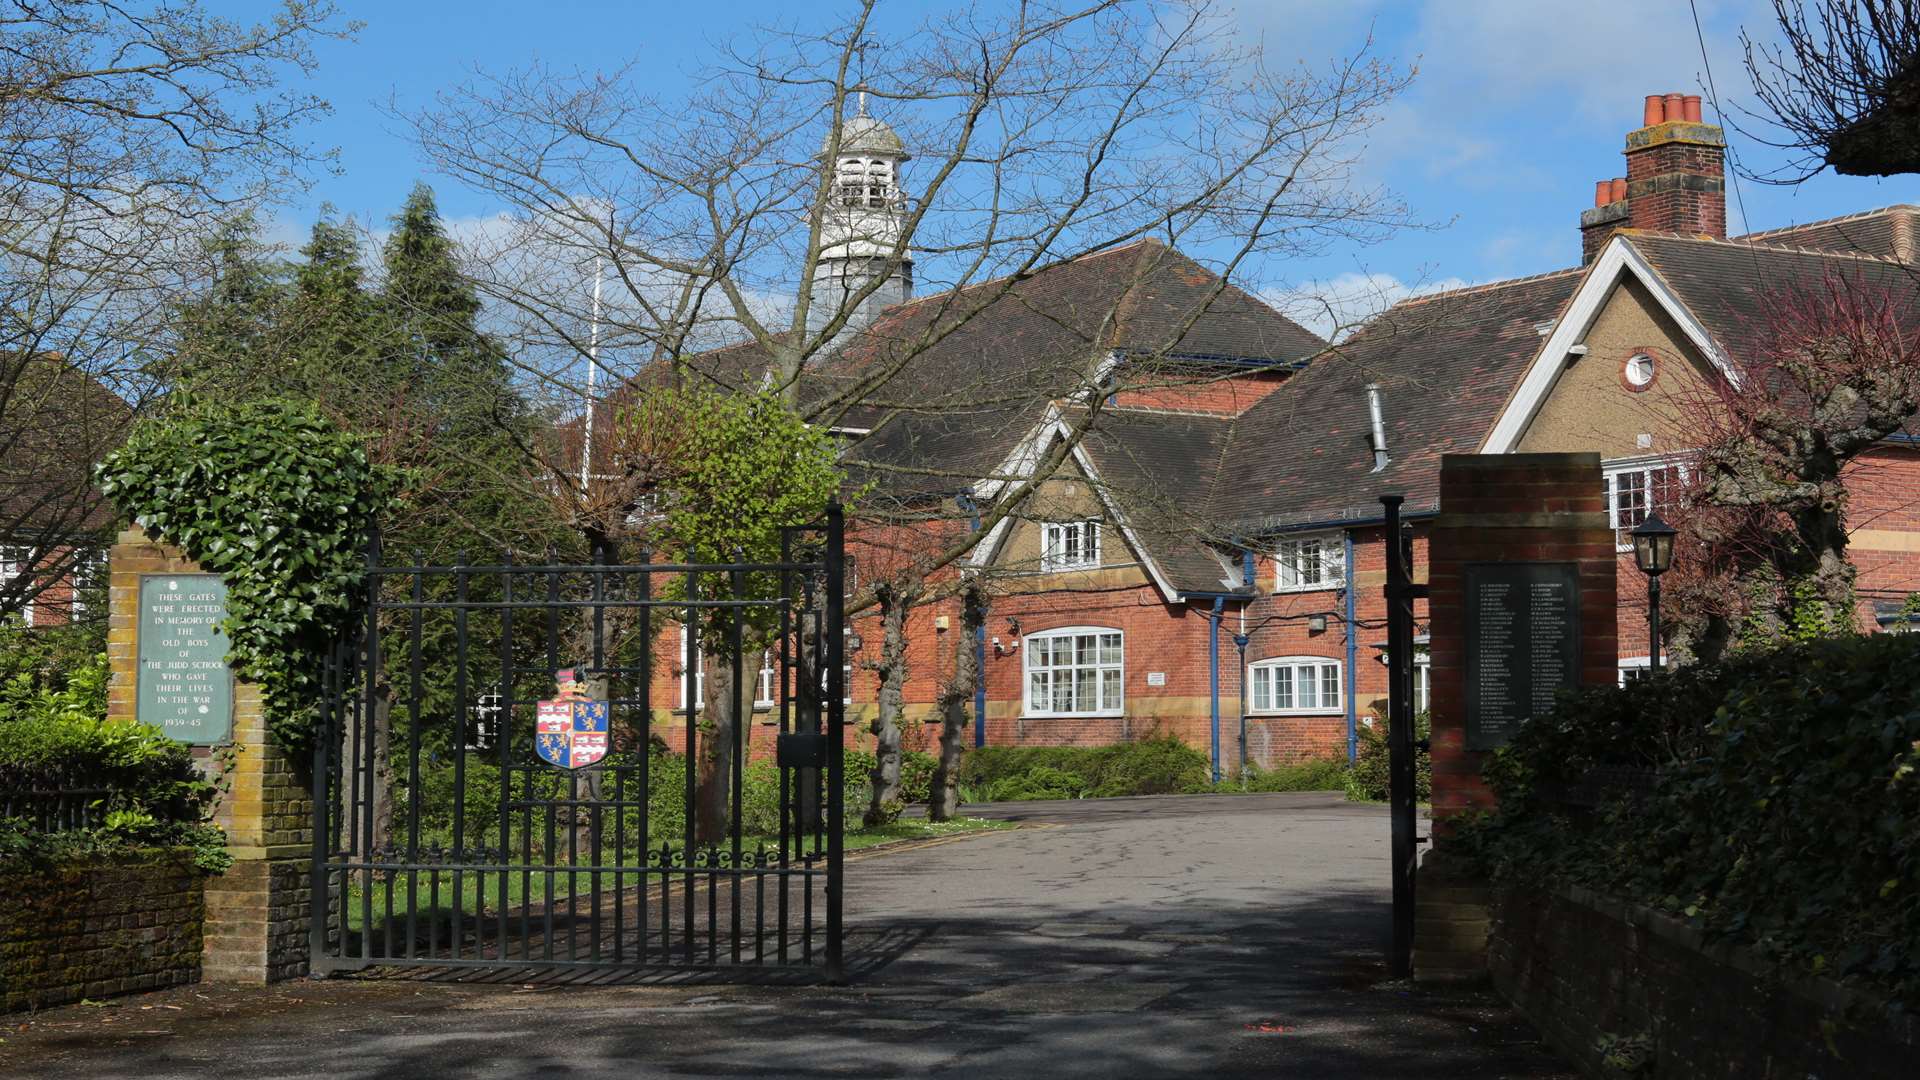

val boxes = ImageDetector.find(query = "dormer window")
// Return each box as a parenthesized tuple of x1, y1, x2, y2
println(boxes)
(1041, 521, 1101, 572)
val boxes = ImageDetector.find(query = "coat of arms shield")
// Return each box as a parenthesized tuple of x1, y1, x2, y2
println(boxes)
(535, 668, 609, 769)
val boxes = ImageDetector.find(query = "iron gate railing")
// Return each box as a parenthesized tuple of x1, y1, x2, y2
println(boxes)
(310, 507, 846, 980)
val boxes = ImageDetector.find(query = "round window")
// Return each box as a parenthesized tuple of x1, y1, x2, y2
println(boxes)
(1624, 353, 1655, 388)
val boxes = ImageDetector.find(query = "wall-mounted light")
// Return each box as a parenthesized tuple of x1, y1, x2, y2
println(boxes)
(1307, 613, 1328, 633)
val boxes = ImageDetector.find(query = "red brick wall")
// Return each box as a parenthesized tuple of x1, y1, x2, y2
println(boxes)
(1111, 369, 1293, 415)
(625, 442, 1920, 773)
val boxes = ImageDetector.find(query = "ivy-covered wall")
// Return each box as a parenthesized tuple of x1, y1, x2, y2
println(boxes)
(1490, 882, 1917, 1079)
(0, 852, 206, 1012)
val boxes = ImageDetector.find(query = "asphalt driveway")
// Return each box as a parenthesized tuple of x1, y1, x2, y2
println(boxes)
(2, 792, 1571, 1078)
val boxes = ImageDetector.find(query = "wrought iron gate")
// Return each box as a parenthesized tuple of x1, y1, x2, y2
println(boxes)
(309, 508, 846, 980)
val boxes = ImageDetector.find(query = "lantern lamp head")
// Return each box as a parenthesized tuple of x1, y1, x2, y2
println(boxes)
(1631, 512, 1678, 576)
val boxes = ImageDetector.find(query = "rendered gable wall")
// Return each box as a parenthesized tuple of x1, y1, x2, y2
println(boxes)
(1514, 276, 1714, 457)
(990, 461, 1151, 593)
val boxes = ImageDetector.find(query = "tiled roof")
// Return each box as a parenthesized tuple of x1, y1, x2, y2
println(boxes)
(1626, 230, 1920, 364)
(1206, 269, 1586, 531)
(1730, 204, 1917, 262)
(1, 357, 132, 536)
(802, 240, 1324, 499)
(1070, 406, 1240, 593)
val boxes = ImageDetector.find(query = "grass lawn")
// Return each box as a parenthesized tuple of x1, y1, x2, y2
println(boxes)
(341, 815, 1016, 932)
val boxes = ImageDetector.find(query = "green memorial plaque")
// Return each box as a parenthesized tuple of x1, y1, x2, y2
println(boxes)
(137, 574, 234, 744)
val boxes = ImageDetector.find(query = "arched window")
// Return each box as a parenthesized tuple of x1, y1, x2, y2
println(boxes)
(1247, 656, 1342, 715)
(837, 157, 869, 207)
(1023, 626, 1123, 717)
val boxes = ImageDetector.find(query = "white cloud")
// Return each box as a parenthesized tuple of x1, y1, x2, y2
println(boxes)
(1264, 270, 1472, 342)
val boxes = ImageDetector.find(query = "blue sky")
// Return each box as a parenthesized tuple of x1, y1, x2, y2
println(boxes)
(236, 0, 1916, 334)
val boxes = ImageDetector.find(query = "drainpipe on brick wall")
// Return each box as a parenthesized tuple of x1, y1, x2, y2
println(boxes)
(1208, 596, 1224, 784)
(1344, 529, 1359, 763)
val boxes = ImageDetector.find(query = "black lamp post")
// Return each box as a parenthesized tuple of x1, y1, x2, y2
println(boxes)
(1630, 512, 1678, 671)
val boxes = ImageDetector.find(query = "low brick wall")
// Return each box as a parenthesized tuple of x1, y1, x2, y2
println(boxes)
(1490, 882, 1918, 1078)
(0, 852, 206, 1012)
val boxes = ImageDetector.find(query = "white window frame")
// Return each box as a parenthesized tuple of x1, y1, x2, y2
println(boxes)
(676, 625, 776, 710)
(1040, 520, 1102, 573)
(1, 546, 32, 626)
(1246, 656, 1344, 715)
(69, 548, 106, 620)
(1273, 533, 1345, 593)
(1023, 626, 1124, 717)
(1413, 657, 1430, 715)
(1618, 656, 1652, 686)
(1605, 457, 1687, 552)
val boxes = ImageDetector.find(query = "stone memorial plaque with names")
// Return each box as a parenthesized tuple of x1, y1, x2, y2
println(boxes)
(137, 574, 234, 744)
(1463, 562, 1580, 751)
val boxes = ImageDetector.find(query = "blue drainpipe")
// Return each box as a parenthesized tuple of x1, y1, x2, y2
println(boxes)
(1343, 529, 1359, 762)
(1208, 596, 1225, 783)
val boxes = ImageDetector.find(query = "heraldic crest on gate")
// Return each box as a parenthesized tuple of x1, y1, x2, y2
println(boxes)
(309, 506, 848, 981)
(536, 669, 609, 769)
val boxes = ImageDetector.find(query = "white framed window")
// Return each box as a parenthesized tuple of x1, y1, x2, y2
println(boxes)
(1413, 658, 1430, 715)
(1618, 657, 1652, 686)
(1024, 627, 1123, 717)
(70, 548, 106, 620)
(1274, 534, 1344, 592)
(676, 625, 776, 710)
(1, 546, 32, 626)
(1605, 458, 1686, 550)
(1040, 521, 1102, 572)
(1248, 656, 1343, 715)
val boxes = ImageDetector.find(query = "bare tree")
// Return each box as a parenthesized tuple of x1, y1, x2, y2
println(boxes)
(1741, 0, 1920, 180)
(0, 1, 352, 620)
(407, 0, 1414, 827)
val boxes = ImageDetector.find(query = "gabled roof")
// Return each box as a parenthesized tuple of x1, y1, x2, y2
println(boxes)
(804, 239, 1323, 500)
(1627, 229, 1920, 362)
(1071, 406, 1241, 593)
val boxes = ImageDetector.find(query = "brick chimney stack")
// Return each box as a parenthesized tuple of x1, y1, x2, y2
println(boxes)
(1579, 92, 1726, 264)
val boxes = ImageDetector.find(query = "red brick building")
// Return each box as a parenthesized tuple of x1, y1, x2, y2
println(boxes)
(645, 93, 1920, 774)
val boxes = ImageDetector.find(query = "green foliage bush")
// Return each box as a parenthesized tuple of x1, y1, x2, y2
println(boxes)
(1456, 633, 1920, 1006)
(0, 626, 110, 725)
(958, 735, 1212, 802)
(1343, 711, 1430, 802)
(95, 397, 394, 752)
(0, 709, 227, 872)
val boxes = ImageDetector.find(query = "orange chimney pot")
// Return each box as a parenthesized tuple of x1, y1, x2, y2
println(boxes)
(1682, 94, 1703, 122)
(1643, 95, 1665, 125)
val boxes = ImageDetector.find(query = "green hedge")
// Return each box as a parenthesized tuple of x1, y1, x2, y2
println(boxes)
(1456, 634, 1920, 1006)
(0, 692, 227, 872)
(958, 736, 1212, 801)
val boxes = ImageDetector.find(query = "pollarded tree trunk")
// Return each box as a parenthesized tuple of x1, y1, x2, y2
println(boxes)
(864, 582, 914, 827)
(929, 582, 986, 822)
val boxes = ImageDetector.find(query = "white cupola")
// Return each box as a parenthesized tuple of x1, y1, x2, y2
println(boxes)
(809, 93, 913, 343)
